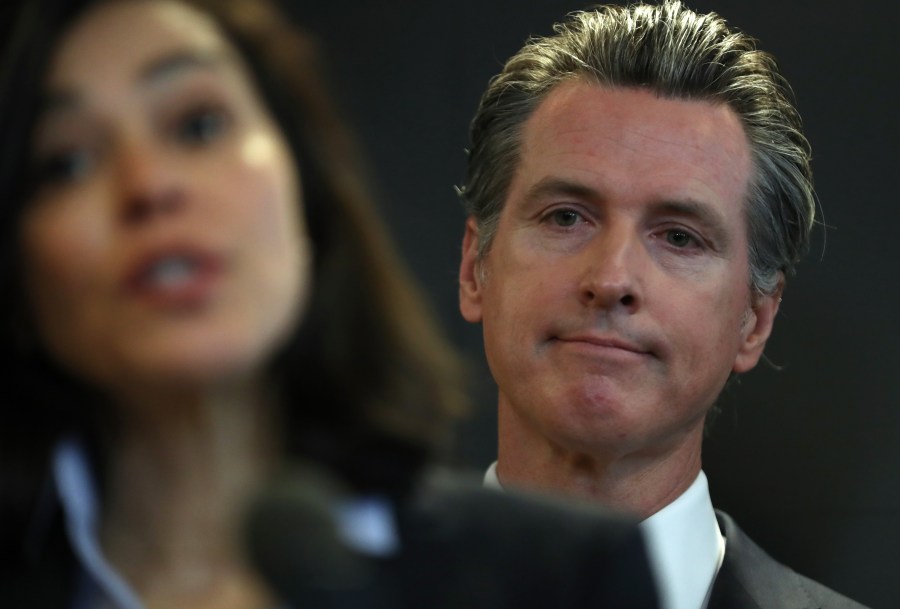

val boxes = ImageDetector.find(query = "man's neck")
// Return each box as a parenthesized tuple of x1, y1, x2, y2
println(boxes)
(496, 400, 704, 519)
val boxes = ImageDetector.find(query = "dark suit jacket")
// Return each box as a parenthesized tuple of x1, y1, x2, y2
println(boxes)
(709, 511, 869, 609)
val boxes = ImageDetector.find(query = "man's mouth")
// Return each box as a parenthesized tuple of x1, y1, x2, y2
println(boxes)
(552, 332, 654, 359)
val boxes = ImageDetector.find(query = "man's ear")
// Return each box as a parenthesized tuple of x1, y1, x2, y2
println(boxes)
(459, 217, 484, 323)
(733, 274, 784, 373)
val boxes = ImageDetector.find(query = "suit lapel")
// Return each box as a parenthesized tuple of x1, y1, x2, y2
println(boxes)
(708, 511, 817, 609)
(707, 553, 764, 609)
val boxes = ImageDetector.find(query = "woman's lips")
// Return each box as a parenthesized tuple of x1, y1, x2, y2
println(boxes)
(124, 248, 225, 310)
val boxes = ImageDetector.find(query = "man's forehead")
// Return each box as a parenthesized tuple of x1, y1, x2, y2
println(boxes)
(512, 80, 753, 212)
(529, 80, 748, 152)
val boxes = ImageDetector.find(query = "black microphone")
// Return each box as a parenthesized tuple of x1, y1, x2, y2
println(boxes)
(245, 467, 659, 609)
(243, 465, 401, 609)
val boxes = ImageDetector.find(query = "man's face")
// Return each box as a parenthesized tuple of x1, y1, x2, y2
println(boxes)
(459, 81, 781, 461)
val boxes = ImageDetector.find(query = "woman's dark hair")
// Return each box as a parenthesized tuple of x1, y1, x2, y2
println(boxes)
(0, 0, 465, 563)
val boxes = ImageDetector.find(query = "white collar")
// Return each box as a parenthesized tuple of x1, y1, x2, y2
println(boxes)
(53, 436, 144, 609)
(53, 436, 397, 609)
(483, 462, 725, 609)
(640, 470, 725, 609)
(483, 460, 503, 489)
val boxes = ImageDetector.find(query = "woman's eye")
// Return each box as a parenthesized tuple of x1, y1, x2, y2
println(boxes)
(175, 106, 230, 145)
(665, 229, 696, 248)
(550, 209, 582, 227)
(33, 148, 94, 187)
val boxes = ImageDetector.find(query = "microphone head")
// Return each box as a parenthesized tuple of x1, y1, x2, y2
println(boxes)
(243, 465, 386, 609)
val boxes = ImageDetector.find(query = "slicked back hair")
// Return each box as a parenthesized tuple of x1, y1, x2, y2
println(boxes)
(460, 1, 813, 296)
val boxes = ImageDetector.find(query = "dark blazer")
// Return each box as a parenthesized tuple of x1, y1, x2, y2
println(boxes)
(709, 511, 869, 609)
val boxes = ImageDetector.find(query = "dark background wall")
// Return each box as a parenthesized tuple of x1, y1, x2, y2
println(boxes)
(292, 2, 899, 607)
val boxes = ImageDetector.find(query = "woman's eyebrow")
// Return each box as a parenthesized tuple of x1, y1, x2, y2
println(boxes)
(138, 49, 226, 86)
(36, 51, 227, 121)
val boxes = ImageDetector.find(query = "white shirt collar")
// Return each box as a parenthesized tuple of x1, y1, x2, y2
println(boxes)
(53, 436, 144, 609)
(484, 462, 725, 609)
(483, 460, 503, 490)
(640, 470, 725, 609)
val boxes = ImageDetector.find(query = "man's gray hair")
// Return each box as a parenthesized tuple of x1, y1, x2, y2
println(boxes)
(460, 1, 814, 295)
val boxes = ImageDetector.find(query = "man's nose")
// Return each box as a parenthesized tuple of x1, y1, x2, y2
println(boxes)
(115, 137, 187, 224)
(577, 224, 643, 312)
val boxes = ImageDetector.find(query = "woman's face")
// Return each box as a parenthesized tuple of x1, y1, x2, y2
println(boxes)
(20, 0, 311, 395)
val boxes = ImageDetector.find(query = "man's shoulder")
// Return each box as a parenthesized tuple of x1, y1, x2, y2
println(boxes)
(710, 510, 869, 609)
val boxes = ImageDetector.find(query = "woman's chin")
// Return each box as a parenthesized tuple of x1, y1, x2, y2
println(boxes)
(83, 341, 274, 400)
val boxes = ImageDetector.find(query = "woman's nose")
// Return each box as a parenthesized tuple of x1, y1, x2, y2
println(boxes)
(115, 138, 187, 224)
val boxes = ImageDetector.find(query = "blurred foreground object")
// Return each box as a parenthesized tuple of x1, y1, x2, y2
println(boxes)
(246, 466, 659, 609)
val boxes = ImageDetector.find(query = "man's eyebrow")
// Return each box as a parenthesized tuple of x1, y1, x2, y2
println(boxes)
(522, 178, 734, 245)
(522, 177, 603, 205)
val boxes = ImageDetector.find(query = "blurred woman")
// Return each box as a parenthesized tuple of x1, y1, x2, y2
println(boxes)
(0, 2, 660, 609)
(0, 0, 463, 607)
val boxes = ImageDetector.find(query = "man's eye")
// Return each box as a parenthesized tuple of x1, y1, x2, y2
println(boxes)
(550, 209, 581, 227)
(175, 106, 230, 145)
(33, 148, 94, 187)
(665, 229, 696, 248)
